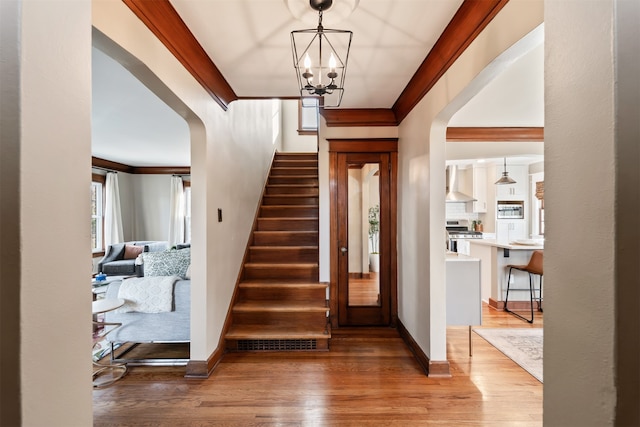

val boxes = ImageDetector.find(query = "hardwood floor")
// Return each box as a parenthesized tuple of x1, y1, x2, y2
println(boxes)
(93, 305, 543, 426)
(348, 272, 380, 306)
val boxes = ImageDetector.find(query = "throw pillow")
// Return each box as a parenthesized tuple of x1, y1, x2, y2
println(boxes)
(123, 244, 144, 260)
(142, 248, 190, 278)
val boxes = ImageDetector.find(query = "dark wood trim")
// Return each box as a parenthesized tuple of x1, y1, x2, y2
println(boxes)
(132, 166, 191, 175)
(92, 157, 133, 173)
(321, 109, 398, 127)
(389, 151, 398, 327)
(298, 130, 317, 136)
(92, 157, 190, 175)
(123, 0, 237, 111)
(397, 319, 451, 378)
(447, 127, 545, 142)
(392, 0, 510, 124)
(329, 142, 398, 328)
(328, 139, 398, 153)
(92, 173, 106, 184)
(92, 251, 106, 258)
(329, 151, 339, 329)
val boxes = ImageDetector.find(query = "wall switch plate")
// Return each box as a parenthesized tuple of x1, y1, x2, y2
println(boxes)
(218, 208, 222, 222)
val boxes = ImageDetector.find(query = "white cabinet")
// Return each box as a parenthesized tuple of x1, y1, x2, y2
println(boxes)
(472, 166, 487, 213)
(496, 220, 527, 242)
(495, 165, 528, 200)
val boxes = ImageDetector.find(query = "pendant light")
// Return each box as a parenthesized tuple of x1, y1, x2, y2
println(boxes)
(291, 0, 353, 107)
(495, 158, 517, 185)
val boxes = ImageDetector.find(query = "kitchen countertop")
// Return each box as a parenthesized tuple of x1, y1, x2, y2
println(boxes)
(468, 238, 544, 250)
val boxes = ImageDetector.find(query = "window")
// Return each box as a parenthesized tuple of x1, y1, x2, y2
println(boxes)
(91, 174, 106, 253)
(298, 98, 319, 135)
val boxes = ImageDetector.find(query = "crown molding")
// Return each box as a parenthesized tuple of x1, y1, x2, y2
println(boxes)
(92, 157, 190, 175)
(123, 0, 237, 111)
(321, 109, 398, 127)
(446, 127, 544, 142)
(393, 0, 509, 124)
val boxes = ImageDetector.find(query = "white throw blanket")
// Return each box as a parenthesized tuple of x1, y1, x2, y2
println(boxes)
(116, 276, 179, 313)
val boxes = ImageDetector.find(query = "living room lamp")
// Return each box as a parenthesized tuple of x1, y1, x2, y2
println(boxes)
(291, 0, 353, 107)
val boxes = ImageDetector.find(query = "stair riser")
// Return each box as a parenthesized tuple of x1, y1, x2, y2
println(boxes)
(256, 218, 319, 231)
(268, 177, 318, 186)
(265, 186, 319, 195)
(232, 312, 327, 327)
(259, 206, 318, 218)
(271, 168, 318, 176)
(262, 196, 318, 206)
(273, 160, 318, 168)
(244, 266, 319, 281)
(275, 154, 317, 162)
(253, 232, 318, 246)
(238, 287, 326, 303)
(248, 247, 318, 263)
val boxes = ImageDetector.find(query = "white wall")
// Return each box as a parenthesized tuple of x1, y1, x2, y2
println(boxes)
(397, 1, 543, 362)
(544, 0, 640, 424)
(94, 0, 280, 364)
(130, 174, 172, 241)
(0, 0, 94, 425)
(281, 99, 317, 152)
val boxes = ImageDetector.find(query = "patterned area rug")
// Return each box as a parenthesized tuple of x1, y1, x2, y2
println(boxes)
(474, 328, 543, 382)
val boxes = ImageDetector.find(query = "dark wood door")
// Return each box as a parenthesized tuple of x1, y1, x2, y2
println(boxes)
(336, 152, 392, 326)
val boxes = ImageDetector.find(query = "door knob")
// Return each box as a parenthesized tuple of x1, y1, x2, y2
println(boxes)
(340, 247, 348, 255)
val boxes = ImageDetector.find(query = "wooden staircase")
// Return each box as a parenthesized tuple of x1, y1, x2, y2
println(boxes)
(225, 152, 330, 351)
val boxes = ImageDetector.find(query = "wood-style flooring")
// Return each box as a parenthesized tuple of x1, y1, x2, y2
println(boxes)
(93, 305, 543, 426)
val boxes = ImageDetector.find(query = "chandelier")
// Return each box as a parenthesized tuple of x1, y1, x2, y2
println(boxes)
(290, 0, 353, 107)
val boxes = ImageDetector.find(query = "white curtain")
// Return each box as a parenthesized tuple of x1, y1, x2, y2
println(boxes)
(104, 172, 124, 246)
(168, 176, 185, 246)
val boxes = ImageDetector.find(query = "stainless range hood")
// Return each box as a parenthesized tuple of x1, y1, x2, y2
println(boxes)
(446, 165, 476, 203)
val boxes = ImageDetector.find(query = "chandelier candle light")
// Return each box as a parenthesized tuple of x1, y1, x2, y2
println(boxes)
(291, 0, 353, 107)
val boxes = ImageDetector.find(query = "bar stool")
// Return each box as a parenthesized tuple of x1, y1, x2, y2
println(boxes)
(504, 250, 543, 323)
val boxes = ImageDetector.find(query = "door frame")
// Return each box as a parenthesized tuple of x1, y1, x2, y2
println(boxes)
(328, 138, 398, 328)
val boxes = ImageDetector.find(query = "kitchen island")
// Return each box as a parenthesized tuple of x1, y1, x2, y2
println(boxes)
(468, 239, 543, 309)
(446, 251, 481, 355)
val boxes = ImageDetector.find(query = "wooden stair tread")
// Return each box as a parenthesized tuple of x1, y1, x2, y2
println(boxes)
(267, 184, 318, 188)
(227, 153, 324, 351)
(226, 324, 329, 340)
(268, 175, 318, 178)
(261, 205, 318, 209)
(257, 216, 319, 220)
(244, 263, 318, 268)
(253, 231, 317, 235)
(234, 301, 328, 312)
(250, 245, 318, 250)
(239, 281, 327, 289)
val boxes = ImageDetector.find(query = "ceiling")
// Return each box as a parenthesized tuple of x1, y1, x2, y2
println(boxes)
(92, 0, 543, 167)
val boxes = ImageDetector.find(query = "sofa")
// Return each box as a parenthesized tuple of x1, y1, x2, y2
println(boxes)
(98, 241, 169, 276)
(102, 247, 191, 365)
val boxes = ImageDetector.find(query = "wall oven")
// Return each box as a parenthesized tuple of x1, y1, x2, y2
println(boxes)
(497, 200, 524, 219)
